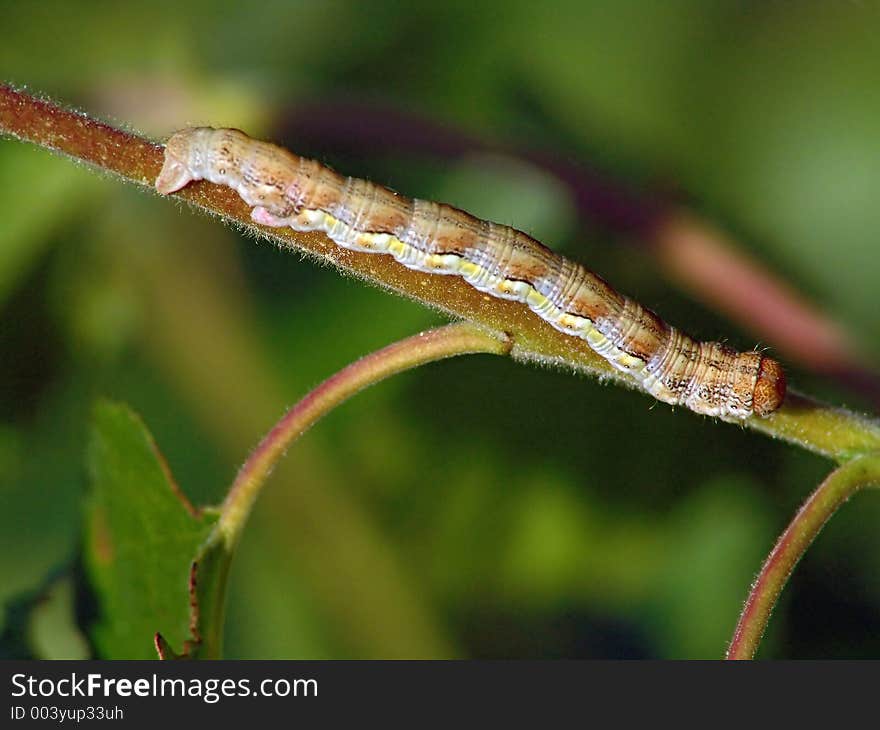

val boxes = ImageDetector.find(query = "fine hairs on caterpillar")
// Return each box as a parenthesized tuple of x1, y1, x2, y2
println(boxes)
(156, 127, 786, 420)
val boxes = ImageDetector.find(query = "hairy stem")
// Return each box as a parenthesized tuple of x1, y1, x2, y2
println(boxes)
(2, 83, 879, 461)
(726, 453, 880, 659)
(216, 323, 509, 545)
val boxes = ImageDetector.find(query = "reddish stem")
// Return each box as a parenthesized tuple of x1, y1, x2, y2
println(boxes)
(727, 453, 880, 659)
(216, 323, 509, 544)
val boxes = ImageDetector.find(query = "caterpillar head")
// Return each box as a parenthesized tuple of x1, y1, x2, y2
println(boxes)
(752, 356, 786, 417)
(155, 127, 217, 194)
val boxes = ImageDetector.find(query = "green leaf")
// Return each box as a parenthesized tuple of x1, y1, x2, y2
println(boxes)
(81, 400, 217, 659)
(185, 531, 234, 659)
(153, 528, 235, 660)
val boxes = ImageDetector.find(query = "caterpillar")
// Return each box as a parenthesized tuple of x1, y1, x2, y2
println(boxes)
(156, 127, 785, 420)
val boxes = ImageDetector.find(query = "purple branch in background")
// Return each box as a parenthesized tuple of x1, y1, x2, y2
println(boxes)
(278, 99, 666, 236)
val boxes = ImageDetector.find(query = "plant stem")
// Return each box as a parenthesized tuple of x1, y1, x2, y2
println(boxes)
(2, 82, 879, 460)
(726, 452, 880, 659)
(216, 323, 509, 545)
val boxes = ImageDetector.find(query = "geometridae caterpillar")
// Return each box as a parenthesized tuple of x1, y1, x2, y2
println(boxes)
(156, 127, 786, 420)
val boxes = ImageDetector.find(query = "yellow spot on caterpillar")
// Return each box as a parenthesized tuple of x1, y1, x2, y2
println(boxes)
(558, 313, 586, 330)
(459, 261, 480, 278)
(388, 239, 407, 257)
(617, 353, 646, 370)
(526, 291, 548, 309)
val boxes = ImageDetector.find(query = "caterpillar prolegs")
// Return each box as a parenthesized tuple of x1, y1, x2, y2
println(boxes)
(156, 127, 785, 420)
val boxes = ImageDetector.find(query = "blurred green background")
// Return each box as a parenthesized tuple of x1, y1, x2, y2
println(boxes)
(2, 0, 879, 659)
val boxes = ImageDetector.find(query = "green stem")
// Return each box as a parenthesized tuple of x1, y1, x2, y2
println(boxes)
(216, 323, 509, 545)
(726, 453, 880, 659)
(2, 82, 879, 461)
(179, 323, 507, 659)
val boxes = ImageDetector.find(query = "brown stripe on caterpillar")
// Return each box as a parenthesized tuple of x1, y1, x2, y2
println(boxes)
(156, 127, 786, 420)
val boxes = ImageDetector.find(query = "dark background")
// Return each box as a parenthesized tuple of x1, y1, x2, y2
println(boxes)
(1, 1, 879, 658)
